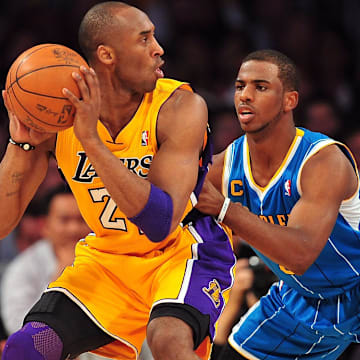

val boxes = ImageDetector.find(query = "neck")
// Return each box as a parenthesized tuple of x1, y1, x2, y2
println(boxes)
(97, 72, 144, 140)
(99, 96, 143, 140)
(100, 87, 143, 139)
(246, 118, 296, 187)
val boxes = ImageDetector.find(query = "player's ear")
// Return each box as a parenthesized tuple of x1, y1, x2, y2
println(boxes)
(96, 45, 115, 65)
(283, 91, 298, 112)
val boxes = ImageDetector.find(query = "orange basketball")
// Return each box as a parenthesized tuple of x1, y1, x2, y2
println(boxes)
(5, 43, 88, 133)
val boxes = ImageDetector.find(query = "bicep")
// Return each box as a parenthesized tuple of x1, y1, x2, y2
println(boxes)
(147, 91, 208, 221)
(288, 145, 356, 249)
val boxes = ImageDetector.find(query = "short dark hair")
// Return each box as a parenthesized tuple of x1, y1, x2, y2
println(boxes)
(242, 49, 299, 92)
(41, 184, 73, 215)
(23, 184, 72, 217)
(78, 1, 130, 61)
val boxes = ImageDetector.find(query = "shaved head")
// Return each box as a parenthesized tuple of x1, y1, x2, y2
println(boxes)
(77, 1, 162, 94)
(78, 1, 132, 61)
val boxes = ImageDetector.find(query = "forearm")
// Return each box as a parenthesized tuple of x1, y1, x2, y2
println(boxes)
(81, 137, 151, 217)
(0, 144, 48, 238)
(223, 202, 314, 274)
(196, 183, 312, 271)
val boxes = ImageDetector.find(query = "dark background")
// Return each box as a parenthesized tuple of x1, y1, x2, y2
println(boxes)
(1, 1, 360, 358)
(1, 0, 360, 156)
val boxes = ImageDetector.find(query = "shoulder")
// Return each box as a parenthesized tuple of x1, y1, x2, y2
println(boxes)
(301, 143, 357, 200)
(297, 128, 353, 178)
(157, 86, 208, 145)
(162, 87, 207, 114)
(303, 142, 352, 170)
(154, 78, 206, 113)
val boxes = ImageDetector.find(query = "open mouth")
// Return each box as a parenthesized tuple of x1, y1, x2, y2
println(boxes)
(155, 67, 164, 78)
(155, 60, 165, 78)
(238, 108, 255, 122)
(241, 110, 253, 116)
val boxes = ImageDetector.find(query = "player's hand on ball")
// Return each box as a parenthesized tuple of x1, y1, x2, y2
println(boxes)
(2, 90, 54, 145)
(62, 66, 101, 142)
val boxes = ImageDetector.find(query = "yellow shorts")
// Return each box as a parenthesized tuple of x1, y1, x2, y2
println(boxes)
(48, 219, 235, 359)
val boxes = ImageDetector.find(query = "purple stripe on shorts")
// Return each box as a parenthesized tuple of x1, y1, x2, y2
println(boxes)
(182, 215, 236, 339)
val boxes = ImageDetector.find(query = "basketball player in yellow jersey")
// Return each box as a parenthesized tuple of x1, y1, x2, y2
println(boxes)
(0, 2, 235, 360)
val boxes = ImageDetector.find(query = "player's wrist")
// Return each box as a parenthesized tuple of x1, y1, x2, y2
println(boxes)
(8, 137, 35, 151)
(129, 183, 173, 242)
(217, 197, 231, 223)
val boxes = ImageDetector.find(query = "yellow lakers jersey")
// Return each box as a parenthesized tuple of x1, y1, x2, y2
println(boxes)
(55, 78, 195, 255)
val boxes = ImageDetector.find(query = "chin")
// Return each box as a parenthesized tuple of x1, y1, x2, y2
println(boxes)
(242, 123, 268, 134)
(143, 79, 158, 93)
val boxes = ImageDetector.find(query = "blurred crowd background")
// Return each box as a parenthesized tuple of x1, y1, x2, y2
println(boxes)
(1, 0, 360, 358)
(1, 0, 360, 157)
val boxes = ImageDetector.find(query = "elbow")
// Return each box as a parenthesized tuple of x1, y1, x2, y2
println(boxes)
(0, 229, 11, 240)
(0, 207, 23, 239)
(291, 265, 308, 276)
(296, 260, 314, 275)
(284, 254, 315, 276)
(282, 233, 321, 275)
(143, 218, 172, 243)
(0, 220, 20, 240)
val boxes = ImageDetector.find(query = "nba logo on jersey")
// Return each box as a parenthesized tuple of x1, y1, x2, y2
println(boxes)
(141, 130, 149, 146)
(284, 179, 291, 196)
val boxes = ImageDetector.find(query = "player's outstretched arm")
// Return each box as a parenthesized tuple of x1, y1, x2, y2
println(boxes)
(0, 91, 55, 238)
(197, 145, 357, 274)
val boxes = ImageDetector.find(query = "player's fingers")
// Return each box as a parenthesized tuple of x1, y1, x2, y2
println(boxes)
(62, 87, 81, 107)
(2, 90, 13, 113)
(2, 91, 19, 124)
(80, 66, 99, 100)
(90, 68, 101, 99)
(72, 70, 91, 101)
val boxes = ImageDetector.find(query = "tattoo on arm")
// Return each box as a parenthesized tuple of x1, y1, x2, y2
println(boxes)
(6, 190, 19, 197)
(11, 172, 24, 184)
(6, 172, 24, 197)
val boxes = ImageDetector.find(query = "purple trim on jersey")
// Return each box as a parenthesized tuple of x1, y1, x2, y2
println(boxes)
(3, 322, 63, 360)
(129, 183, 173, 242)
(182, 215, 235, 339)
(193, 126, 213, 199)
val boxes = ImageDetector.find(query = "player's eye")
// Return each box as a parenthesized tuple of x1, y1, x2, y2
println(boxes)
(235, 84, 245, 91)
(256, 85, 267, 91)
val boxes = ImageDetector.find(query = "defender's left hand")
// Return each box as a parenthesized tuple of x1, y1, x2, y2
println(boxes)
(196, 179, 225, 216)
